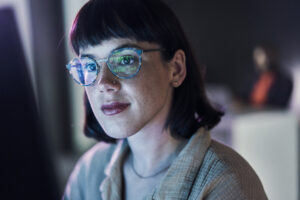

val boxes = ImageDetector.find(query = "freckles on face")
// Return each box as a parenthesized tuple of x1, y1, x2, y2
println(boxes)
(129, 54, 171, 120)
(83, 39, 173, 139)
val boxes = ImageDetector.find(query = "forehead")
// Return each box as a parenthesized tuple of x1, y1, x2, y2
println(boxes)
(79, 38, 159, 58)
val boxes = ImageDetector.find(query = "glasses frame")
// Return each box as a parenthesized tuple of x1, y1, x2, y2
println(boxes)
(66, 47, 164, 86)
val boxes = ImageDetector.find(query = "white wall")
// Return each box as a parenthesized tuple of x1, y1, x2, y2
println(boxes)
(290, 66, 300, 120)
(232, 111, 298, 200)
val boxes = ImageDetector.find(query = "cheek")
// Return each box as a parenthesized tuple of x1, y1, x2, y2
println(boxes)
(132, 69, 170, 110)
(84, 87, 102, 119)
(85, 87, 96, 106)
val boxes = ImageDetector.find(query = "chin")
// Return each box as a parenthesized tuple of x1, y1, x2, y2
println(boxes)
(102, 125, 137, 139)
(98, 115, 147, 139)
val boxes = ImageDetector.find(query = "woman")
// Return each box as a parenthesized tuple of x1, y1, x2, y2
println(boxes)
(64, 0, 267, 199)
(235, 43, 293, 109)
(249, 44, 293, 108)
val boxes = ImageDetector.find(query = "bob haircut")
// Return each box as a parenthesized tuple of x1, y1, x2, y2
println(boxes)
(70, 0, 223, 143)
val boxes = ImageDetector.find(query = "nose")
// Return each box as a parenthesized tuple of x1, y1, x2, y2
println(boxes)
(96, 63, 120, 93)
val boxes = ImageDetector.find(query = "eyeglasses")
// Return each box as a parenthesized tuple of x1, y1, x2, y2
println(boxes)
(66, 47, 163, 86)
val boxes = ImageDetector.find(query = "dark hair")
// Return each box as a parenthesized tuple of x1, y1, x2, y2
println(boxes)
(70, 0, 223, 142)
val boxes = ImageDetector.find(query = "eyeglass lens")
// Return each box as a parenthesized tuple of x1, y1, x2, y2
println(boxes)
(67, 48, 141, 86)
(68, 57, 98, 86)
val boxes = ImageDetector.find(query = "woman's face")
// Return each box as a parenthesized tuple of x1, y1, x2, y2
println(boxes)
(81, 38, 174, 139)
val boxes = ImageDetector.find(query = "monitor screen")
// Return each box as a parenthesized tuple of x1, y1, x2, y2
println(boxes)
(0, 6, 59, 199)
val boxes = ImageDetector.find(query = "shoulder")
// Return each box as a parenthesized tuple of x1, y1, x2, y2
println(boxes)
(192, 140, 268, 200)
(206, 140, 258, 175)
(63, 142, 117, 200)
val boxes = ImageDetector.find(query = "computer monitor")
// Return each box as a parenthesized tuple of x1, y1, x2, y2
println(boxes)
(0, 7, 59, 200)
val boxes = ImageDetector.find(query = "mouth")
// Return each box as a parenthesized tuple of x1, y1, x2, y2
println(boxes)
(101, 102, 130, 116)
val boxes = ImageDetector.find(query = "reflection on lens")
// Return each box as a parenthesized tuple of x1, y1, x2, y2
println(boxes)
(67, 48, 142, 85)
(108, 49, 140, 78)
(69, 57, 98, 86)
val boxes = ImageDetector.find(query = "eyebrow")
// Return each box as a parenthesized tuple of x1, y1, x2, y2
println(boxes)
(116, 43, 143, 50)
(80, 43, 143, 59)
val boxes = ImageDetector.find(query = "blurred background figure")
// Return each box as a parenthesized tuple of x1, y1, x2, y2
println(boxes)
(251, 44, 293, 107)
(235, 43, 293, 109)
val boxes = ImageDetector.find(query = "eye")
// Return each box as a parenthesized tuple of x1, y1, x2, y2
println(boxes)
(119, 55, 135, 65)
(85, 63, 97, 72)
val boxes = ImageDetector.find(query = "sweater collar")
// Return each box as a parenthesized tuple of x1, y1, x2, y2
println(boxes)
(99, 140, 129, 200)
(151, 128, 211, 199)
(99, 128, 211, 200)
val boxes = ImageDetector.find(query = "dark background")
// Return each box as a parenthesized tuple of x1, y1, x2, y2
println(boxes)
(166, 0, 300, 94)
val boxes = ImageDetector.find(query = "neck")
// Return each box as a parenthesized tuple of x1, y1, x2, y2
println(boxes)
(127, 124, 186, 177)
(126, 87, 187, 177)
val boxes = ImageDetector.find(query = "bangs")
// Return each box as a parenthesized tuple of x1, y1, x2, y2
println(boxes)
(70, 0, 168, 55)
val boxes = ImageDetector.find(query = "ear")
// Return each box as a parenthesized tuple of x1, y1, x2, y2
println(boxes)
(168, 49, 187, 88)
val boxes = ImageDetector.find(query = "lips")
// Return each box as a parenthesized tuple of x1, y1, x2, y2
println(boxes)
(101, 102, 130, 116)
